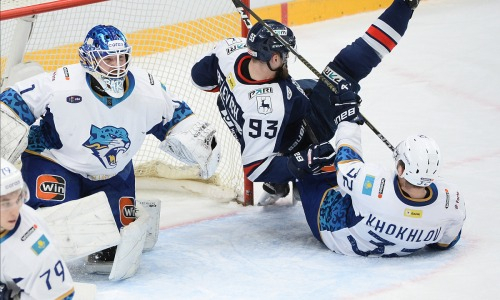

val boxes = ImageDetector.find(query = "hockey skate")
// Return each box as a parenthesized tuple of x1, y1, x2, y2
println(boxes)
(84, 246, 117, 274)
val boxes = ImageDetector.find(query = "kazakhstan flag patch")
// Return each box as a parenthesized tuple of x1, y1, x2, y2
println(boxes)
(31, 234, 49, 255)
(362, 175, 375, 196)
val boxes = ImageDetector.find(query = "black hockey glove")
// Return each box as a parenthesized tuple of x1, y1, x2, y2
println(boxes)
(287, 142, 336, 179)
(262, 182, 290, 198)
(331, 79, 364, 126)
(0, 282, 12, 300)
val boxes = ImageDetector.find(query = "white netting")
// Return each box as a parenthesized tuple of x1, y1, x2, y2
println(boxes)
(1, 0, 245, 198)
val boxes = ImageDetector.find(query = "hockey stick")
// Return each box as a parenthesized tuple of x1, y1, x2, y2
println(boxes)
(232, 0, 395, 151)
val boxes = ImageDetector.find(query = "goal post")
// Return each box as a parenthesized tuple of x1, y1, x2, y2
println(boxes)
(1, 0, 255, 204)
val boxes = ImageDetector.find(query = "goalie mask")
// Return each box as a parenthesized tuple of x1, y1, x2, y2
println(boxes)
(393, 135, 441, 187)
(79, 25, 132, 98)
(246, 19, 296, 64)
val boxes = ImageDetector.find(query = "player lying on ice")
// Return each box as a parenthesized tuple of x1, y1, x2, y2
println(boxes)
(292, 0, 464, 256)
(0, 25, 221, 280)
(192, 0, 424, 205)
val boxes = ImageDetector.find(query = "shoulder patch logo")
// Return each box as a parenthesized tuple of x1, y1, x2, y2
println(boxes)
(21, 224, 38, 241)
(225, 37, 243, 46)
(286, 86, 292, 100)
(378, 178, 385, 198)
(63, 67, 70, 80)
(66, 95, 82, 103)
(445, 189, 450, 208)
(226, 43, 246, 55)
(404, 208, 423, 218)
(31, 234, 49, 255)
(227, 72, 236, 90)
(362, 175, 375, 196)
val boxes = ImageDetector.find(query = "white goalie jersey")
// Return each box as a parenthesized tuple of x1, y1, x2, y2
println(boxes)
(0, 205, 74, 299)
(323, 122, 466, 257)
(5, 64, 190, 180)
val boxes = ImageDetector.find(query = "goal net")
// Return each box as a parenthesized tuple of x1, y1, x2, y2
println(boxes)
(1, 0, 250, 201)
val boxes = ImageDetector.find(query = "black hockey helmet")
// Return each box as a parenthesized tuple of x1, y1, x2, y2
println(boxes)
(246, 19, 296, 62)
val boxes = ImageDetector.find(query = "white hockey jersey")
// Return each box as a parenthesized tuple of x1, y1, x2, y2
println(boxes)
(191, 38, 310, 183)
(322, 122, 466, 257)
(0, 205, 74, 299)
(9, 64, 190, 180)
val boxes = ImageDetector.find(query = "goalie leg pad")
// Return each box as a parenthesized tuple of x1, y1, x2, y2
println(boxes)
(108, 207, 149, 280)
(36, 192, 121, 261)
(136, 199, 161, 251)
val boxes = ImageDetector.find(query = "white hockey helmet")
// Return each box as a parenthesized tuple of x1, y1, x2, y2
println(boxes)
(1, 157, 24, 196)
(393, 135, 441, 187)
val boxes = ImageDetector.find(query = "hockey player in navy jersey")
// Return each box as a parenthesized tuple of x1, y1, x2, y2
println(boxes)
(0, 158, 75, 299)
(0, 25, 221, 274)
(192, 0, 420, 205)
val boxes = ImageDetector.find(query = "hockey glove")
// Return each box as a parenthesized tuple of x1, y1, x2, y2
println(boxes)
(258, 182, 290, 206)
(287, 142, 336, 179)
(160, 118, 221, 179)
(331, 79, 364, 126)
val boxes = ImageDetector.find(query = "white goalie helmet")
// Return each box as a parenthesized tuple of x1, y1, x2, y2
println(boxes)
(1, 157, 26, 197)
(393, 135, 441, 187)
(78, 25, 132, 98)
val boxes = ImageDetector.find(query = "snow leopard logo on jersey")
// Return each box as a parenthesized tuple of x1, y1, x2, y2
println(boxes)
(83, 125, 131, 169)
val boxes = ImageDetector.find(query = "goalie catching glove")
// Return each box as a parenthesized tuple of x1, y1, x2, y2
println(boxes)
(160, 116, 221, 179)
(287, 142, 336, 179)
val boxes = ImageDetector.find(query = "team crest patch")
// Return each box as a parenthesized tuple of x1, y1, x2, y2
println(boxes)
(83, 125, 131, 169)
(119, 197, 135, 226)
(36, 175, 66, 201)
(66, 95, 82, 103)
(31, 234, 49, 255)
(257, 96, 272, 114)
(362, 175, 375, 196)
